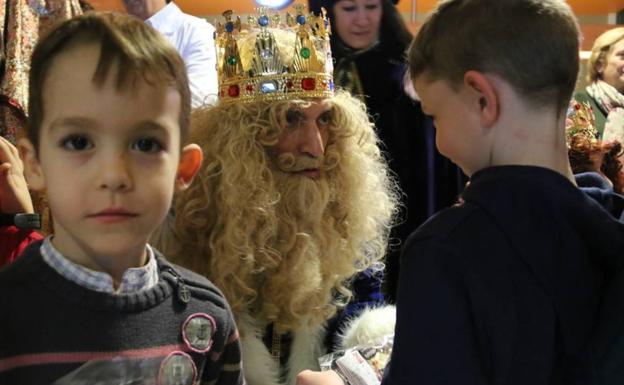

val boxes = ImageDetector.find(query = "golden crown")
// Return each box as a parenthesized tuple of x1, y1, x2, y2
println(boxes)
(215, 4, 334, 104)
(566, 100, 598, 146)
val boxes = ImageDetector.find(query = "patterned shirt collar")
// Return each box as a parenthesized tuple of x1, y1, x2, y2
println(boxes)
(40, 236, 159, 294)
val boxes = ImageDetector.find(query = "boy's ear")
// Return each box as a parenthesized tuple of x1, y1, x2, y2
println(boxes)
(464, 71, 499, 128)
(175, 143, 203, 192)
(17, 138, 45, 191)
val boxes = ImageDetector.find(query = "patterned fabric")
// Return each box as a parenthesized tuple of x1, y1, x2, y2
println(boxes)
(0, 0, 82, 142)
(586, 80, 624, 144)
(40, 236, 159, 294)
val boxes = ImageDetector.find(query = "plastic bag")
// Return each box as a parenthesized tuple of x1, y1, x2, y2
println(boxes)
(52, 352, 196, 385)
(319, 334, 393, 385)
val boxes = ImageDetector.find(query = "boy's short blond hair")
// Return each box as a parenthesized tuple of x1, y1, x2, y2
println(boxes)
(409, 0, 580, 112)
(588, 27, 624, 83)
(28, 12, 190, 151)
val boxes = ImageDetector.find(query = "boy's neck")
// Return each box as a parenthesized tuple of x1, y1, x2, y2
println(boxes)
(485, 104, 575, 183)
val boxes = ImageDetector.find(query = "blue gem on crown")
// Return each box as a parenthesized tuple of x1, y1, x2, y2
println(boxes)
(258, 15, 270, 27)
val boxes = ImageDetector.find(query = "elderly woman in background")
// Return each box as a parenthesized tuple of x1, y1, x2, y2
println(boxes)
(309, 0, 465, 303)
(576, 27, 624, 141)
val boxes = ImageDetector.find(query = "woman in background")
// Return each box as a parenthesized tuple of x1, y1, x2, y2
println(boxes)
(309, 0, 465, 302)
(576, 27, 624, 141)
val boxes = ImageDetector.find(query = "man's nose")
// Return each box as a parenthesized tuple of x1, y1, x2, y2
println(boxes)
(299, 122, 326, 158)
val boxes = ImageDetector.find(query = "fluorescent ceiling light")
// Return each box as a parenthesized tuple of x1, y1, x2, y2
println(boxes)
(254, 0, 294, 9)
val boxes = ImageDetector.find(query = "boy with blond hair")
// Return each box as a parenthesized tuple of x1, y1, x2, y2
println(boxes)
(298, 0, 624, 384)
(0, 12, 243, 385)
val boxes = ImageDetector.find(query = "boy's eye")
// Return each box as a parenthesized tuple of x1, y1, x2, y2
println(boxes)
(61, 135, 92, 151)
(133, 137, 163, 153)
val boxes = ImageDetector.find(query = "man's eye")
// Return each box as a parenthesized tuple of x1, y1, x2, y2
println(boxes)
(285, 109, 305, 127)
(61, 135, 92, 151)
(133, 137, 163, 153)
(318, 112, 332, 126)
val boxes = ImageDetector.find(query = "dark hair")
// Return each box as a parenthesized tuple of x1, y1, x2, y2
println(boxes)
(408, 0, 580, 113)
(28, 11, 190, 151)
(379, 0, 412, 58)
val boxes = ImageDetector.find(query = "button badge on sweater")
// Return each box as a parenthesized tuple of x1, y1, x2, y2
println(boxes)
(159, 351, 197, 385)
(182, 313, 217, 353)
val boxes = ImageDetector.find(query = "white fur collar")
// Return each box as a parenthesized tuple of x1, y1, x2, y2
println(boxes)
(238, 313, 325, 385)
(237, 305, 396, 385)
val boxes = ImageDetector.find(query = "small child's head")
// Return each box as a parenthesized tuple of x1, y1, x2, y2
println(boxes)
(408, 0, 580, 175)
(409, 0, 579, 113)
(28, 11, 191, 150)
(20, 12, 202, 266)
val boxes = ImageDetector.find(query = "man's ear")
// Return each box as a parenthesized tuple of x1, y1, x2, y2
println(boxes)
(464, 71, 499, 128)
(175, 143, 203, 192)
(17, 138, 45, 191)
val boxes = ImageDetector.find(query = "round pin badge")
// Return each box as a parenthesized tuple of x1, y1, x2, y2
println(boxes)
(182, 313, 217, 353)
(158, 351, 197, 385)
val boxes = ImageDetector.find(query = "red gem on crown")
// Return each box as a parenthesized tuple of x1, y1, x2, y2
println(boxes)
(301, 78, 315, 91)
(228, 85, 240, 97)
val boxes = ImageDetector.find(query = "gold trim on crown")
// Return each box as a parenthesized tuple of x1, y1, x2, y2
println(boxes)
(215, 5, 334, 104)
(566, 100, 598, 146)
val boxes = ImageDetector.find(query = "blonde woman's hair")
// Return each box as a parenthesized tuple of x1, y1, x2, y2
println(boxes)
(588, 27, 624, 83)
(163, 90, 399, 331)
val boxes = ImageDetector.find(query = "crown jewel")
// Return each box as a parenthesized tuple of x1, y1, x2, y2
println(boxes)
(215, 5, 334, 104)
(566, 100, 598, 146)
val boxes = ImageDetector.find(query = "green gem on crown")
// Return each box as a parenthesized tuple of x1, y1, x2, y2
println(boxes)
(300, 47, 311, 59)
(227, 56, 237, 65)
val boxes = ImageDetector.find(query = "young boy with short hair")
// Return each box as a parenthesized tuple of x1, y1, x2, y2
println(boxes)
(0, 12, 244, 385)
(297, 0, 624, 384)
(387, 0, 624, 384)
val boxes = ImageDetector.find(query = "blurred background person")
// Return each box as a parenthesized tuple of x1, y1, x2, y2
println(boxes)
(576, 27, 624, 142)
(309, 0, 465, 302)
(122, 0, 218, 107)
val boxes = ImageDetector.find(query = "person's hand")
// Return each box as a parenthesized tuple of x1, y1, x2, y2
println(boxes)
(296, 370, 345, 385)
(0, 136, 33, 213)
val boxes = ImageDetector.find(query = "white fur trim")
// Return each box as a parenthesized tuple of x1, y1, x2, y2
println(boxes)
(238, 313, 325, 385)
(338, 305, 396, 350)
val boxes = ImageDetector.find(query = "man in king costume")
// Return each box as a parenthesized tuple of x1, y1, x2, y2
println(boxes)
(153, 5, 400, 385)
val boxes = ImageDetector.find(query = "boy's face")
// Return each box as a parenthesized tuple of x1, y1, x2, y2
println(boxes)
(23, 42, 183, 263)
(414, 75, 484, 176)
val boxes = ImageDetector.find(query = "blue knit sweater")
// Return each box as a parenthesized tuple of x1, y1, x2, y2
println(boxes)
(0, 241, 244, 385)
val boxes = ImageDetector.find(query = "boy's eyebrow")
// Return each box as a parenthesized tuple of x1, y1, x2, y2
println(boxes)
(48, 117, 172, 135)
(48, 116, 97, 132)
(133, 120, 171, 133)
